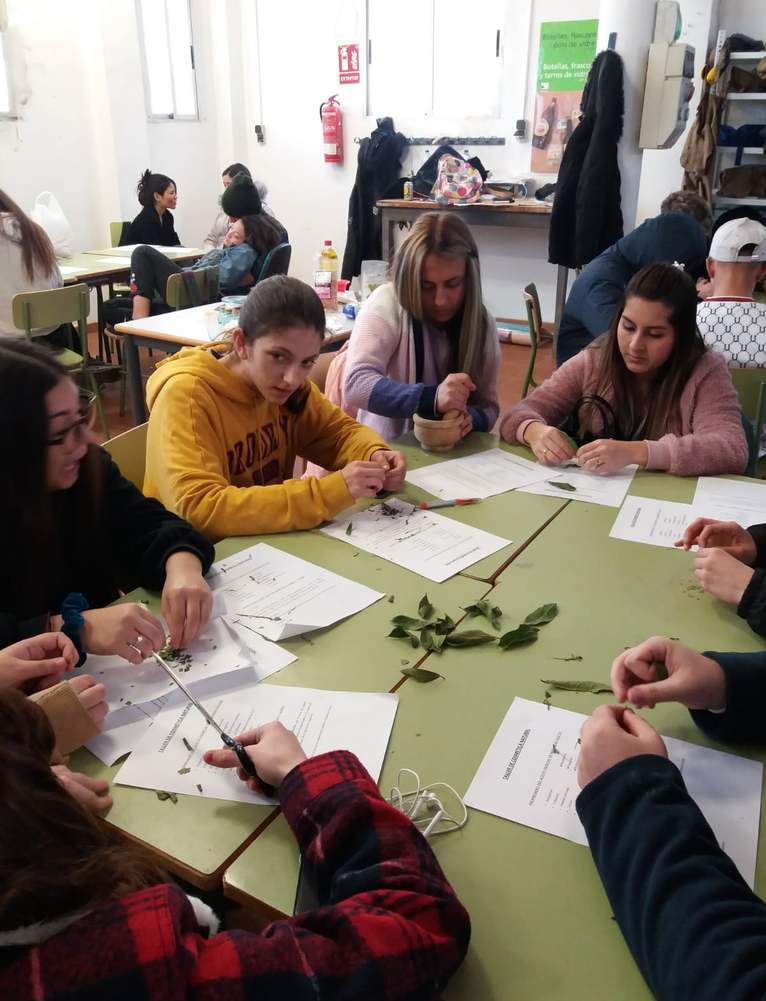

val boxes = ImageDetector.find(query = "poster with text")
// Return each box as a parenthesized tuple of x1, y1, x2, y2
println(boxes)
(531, 19, 598, 175)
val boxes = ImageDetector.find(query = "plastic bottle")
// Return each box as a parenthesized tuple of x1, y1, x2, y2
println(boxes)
(314, 239, 338, 311)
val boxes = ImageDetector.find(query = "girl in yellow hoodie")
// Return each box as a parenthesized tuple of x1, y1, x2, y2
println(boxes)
(144, 276, 407, 541)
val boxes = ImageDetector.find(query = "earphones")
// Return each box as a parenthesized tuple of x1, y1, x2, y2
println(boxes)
(388, 768, 468, 839)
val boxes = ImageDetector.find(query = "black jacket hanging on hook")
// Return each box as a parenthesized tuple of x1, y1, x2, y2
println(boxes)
(548, 50, 625, 270)
(341, 117, 407, 280)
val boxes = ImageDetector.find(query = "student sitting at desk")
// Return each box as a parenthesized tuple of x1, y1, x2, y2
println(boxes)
(677, 516, 766, 640)
(123, 169, 181, 247)
(343, 212, 500, 441)
(0, 187, 65, 347)
(144, 275, 407, 541)
(500, 263, 748, 477)
(0, 340, 215, 661)
(577, 636, 766, 1001)
(203, 162, 272, 250)
(0, 687, 470, 999)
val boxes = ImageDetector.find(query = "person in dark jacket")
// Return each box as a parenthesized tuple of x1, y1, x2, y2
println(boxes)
(123, 169, 182, 247)
(676, 516, 766, 638)
(0, 687, 471, 999)
(556, 210, 709, 365)
(341, 117, 407, 280)
(548, 49, 624, 271)
(577, 635, 766, 1001)
(0, 340, 214, 659)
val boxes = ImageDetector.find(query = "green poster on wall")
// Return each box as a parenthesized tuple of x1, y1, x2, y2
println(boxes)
(532, 19, 598, 174)
(537, 19, 599, 92)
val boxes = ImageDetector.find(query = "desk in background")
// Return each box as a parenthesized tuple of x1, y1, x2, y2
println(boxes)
(376, 198, 568, 334)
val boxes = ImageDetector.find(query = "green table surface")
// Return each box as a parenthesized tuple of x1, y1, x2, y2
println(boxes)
(70, 530, 490, 889)
(58, 253, 130, 281)
(223, 469, 766, 999)
(393, 432, 568, 582)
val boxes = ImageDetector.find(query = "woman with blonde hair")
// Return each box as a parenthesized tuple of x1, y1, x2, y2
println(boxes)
(343, 212, 500, 440)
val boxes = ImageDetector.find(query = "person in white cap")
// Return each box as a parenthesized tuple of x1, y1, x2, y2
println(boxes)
(696, 217, 766, 368)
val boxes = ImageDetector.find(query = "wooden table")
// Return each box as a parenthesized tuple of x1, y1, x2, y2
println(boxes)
(114, 305, 354, 423)
(221, 469, 766, 999)
(69, 529, 490, 890)
(376, 198, 569, 332)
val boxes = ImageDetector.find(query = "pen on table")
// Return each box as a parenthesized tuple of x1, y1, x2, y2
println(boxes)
(418, 498, 481, 510)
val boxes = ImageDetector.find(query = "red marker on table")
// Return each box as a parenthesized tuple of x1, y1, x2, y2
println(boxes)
(418, 498, 481, 510)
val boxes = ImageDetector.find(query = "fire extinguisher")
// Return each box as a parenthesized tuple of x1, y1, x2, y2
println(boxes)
(320, 95, 343, 165)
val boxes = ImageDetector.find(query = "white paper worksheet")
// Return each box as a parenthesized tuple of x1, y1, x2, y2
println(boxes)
(609, 495, 694, 548)
(404, 449, 551, 501)
(114, 685, 399, 804)
(518, 465, 637, 508)
(692, 477, 766, 529)
(79, 616, 295, 713)
(465, 698, 763, 888)
(320, 498, 511, 582)
(208, 543, 384, 641)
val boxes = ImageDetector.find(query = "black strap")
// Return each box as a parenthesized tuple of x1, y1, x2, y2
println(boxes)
(412, 318, 425, 384)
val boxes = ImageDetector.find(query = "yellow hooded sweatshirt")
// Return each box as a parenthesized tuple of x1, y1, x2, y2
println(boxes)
(143, 344, 389, 541)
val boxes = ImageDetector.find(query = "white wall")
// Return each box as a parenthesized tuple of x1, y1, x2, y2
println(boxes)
(718, 0, 766, 33)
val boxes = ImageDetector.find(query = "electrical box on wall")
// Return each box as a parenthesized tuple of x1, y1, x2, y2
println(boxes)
(639, 1, 694, 150)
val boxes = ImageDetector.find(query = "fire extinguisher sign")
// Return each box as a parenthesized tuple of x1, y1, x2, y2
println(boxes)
(338, 43, 360, 85)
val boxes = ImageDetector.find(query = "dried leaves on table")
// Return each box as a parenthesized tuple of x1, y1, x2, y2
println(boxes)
(524, 603, 559, 626)
(547, 480, 577, 492)
(541, 679, 613, 694)
(401, 666, 444, 683)
(498, 623, 540, 649)
(463, 599, 503, 630)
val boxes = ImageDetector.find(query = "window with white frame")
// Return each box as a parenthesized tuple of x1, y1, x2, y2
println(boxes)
(0, 32, 11, 116)
(136, 0, 198, 119)
(366, 0, 504, 119)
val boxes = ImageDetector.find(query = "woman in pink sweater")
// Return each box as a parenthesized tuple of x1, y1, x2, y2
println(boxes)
(500, 263, 748, 477)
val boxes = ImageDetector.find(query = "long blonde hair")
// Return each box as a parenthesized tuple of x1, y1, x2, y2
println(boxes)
(391, 212, 490, 383)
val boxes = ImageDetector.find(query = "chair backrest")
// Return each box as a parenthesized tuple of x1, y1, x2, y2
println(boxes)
(166, 267, 220, 310)
(730, 367, 766, 476)
(103, 423, 148, 489)
(110, 221, 130, 247)
(12, 284, 89, 353)
(521, 283, 544, 399)
(256, 242, 292, 283)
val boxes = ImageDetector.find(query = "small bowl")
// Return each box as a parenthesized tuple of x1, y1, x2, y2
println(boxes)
(221, 295, 247, 307)
(412, 409, 463, 453)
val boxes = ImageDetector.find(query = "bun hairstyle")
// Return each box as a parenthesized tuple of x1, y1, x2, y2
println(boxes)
(136, 169, 176, 208)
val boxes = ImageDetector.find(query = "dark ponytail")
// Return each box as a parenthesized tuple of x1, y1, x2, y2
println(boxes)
(136, 169, 176, 208)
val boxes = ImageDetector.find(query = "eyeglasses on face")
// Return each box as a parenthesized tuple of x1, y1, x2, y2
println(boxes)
(45, 391, 97, 447)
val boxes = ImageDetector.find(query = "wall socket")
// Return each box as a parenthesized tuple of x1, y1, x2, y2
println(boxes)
(254, 124, 265, 143)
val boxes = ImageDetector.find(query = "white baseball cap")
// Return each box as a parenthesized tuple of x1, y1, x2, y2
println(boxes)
(709, 217, 766, 262)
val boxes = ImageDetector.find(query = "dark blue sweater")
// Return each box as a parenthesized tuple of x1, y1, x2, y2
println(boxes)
(577, 652, 766, 1001)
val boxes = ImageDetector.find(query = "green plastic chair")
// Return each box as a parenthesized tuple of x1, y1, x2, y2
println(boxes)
(109, 221, 130, 247)
(103, 422, 148, 489)
(521, 283, 546, 399)
(730, 367, 766, 477)
(166, 267, 220, 310)
(12, 283, 112, 437)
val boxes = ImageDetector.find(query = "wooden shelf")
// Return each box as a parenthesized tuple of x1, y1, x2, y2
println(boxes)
(728, 92, 766, 101)
(713, 191, 766, 207)
(717, 146, 765, 156)
(730, 51, 766, 60)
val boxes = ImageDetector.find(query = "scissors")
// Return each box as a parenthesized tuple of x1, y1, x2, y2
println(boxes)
(145, 648, 273, 793)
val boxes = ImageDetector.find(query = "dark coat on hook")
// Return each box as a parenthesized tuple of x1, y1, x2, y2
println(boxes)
(341, 118, 407, 280)
(549, 50, 625, 270)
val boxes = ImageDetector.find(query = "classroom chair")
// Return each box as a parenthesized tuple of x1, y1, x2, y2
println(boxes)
(256, 242, 291, 283)
(166, 267, 220, 310)
(109, 221, 130, 247)
(103, 422, 148, 489)
(730, 367, 766, 477)
(12, 284, 118, 437)
(521, 283, 550, 398)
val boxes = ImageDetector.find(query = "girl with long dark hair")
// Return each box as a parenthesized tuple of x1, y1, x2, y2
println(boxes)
(0, 340, 215, 659)
(500, 263, 748, 477)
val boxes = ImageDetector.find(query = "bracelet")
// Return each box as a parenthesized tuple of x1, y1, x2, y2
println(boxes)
(61, 592, 89, 667)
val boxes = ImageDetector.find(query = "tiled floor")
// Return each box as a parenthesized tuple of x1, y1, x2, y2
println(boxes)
(91, 333, 555, 444)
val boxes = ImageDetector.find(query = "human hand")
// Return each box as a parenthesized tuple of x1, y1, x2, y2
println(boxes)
(696, 277, 713, 298)
(371, 449, 407, 491)
(675, 518, 757, 563)
(0, 632, 78, 691)
(68, 674, 109, 731)
(577, 705, 667, 787)
(436, 373, 476, 414)
(524, 423, 577, 465)
(203, 720, 307, 790)
(611, 635, 726, 711)
(80, 604, 166, 664)
(694, 547, 755, 604)
(577, 439, 648, 475)
(341, 460, 386, 499)
(52, 764, 112, 813)
(458, 411, 473, 438)
(162, 552, 213, 648)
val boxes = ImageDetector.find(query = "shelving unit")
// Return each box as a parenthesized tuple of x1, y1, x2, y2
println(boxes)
(710, 38, 765, 215)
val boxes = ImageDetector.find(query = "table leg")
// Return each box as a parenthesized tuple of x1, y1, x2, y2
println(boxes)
(553, 265, 569, 356)
(382, 213, 393, 263)
(124, 334, 148, 423)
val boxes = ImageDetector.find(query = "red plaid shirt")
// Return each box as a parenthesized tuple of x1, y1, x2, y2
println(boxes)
(1, 751, 470, 999)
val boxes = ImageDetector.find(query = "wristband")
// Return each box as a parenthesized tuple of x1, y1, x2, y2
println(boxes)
(61, 592, 89, 667)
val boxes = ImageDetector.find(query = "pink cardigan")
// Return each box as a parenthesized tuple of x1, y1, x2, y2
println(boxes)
(499, 346, 748, 477)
